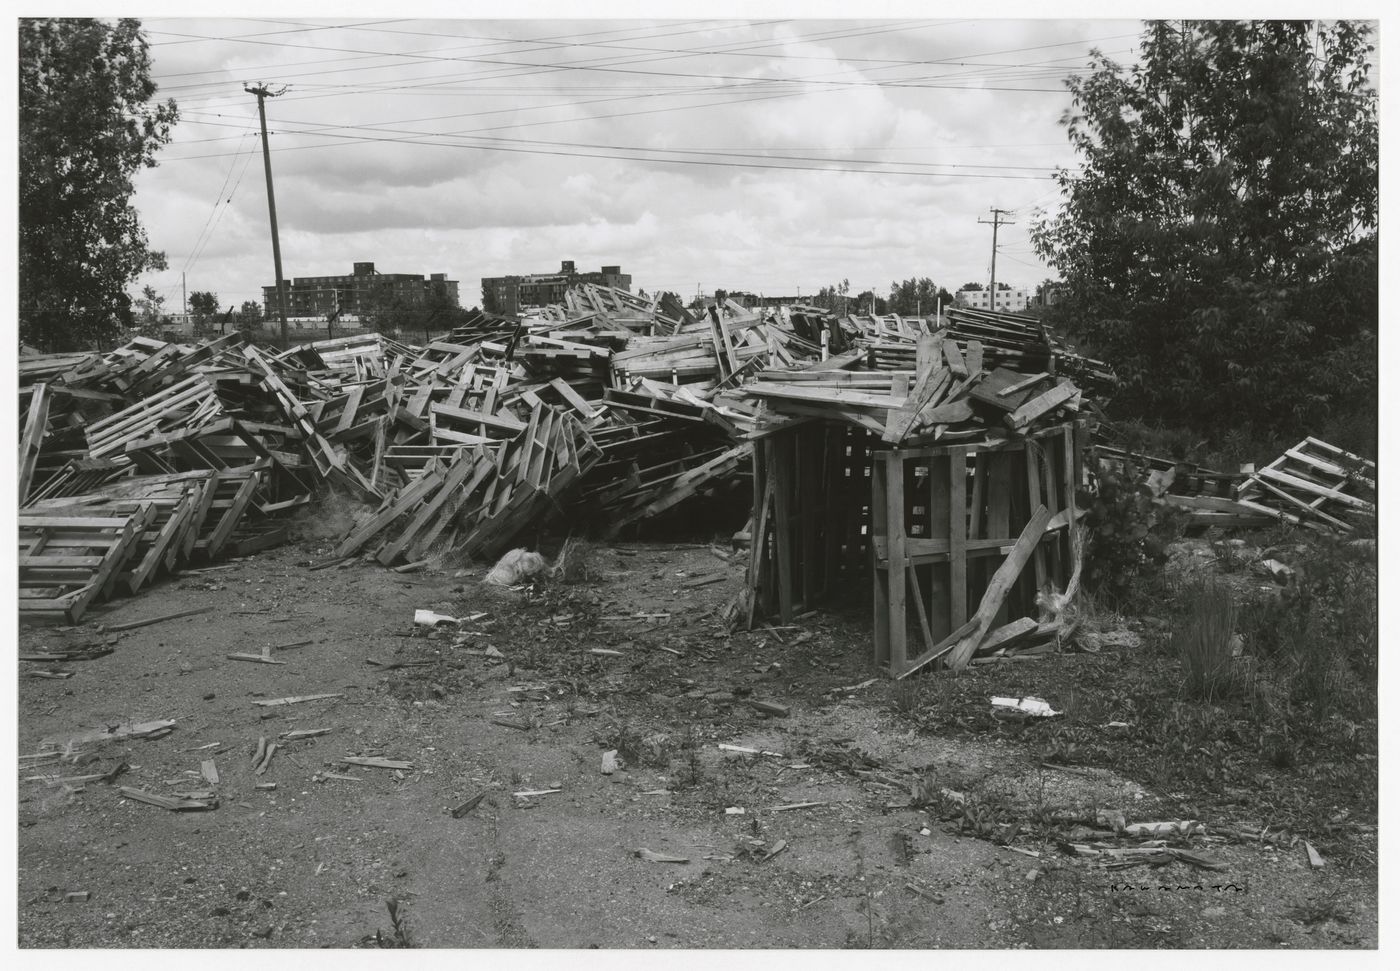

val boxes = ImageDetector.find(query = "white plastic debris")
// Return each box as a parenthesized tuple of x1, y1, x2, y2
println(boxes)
(485, 548, 548, 586)
(414, 609, 458, 626)
(990, 696, 1061, 718)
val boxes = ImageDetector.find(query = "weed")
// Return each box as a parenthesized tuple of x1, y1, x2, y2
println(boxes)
(891, 679, 922, 715)
(1172, 578, 1244, 702)
(1288, 889, 1352, 927)
(360, 899, 413, 948)
(1206, 529, 1247, 573)
(550, 537, 592, 584)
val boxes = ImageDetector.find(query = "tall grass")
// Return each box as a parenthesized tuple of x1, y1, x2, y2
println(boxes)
(1172, 578, 1243, 701)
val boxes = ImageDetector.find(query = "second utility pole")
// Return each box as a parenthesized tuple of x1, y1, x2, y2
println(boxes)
(980, 209, 1013, 313)
(246, 83, 289, 346)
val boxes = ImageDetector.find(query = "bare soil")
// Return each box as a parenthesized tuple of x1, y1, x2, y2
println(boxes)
(16, 535, 1376, 949)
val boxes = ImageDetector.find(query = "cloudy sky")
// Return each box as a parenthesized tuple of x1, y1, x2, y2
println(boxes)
(124, 6, 1152, 315)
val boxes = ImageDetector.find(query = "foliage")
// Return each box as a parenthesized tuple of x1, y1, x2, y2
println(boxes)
(188, 290, 219, 320)
(854, 290, 888, 315)
(19, 18, 178, 351)
(1032, 20, 1378, 443)
(808, 279, 852, 313)
(129, 285, 170, 336)
(238, 300, 263, 325)
(1077, 451, 1184, 604)
(886, 277, 953, 316)
(364, 282, 461, 340)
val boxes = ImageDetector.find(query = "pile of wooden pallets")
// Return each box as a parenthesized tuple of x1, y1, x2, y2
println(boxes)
(17, 291, 841, 618)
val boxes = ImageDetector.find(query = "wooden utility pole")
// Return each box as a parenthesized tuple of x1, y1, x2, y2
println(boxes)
(978, 208, 1015, 313)
(246, 83, 289, 346)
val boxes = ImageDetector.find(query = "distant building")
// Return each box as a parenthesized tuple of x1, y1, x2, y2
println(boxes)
(481, 261, 632, 315)
(955, 286, 1031, 313)
(263, 262, 459, 320)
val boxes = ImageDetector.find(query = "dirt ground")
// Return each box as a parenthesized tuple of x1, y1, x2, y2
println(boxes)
(15, 534, 1377, 950)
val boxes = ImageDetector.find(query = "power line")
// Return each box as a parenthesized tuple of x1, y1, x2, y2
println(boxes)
(170, 111, 1070, 174)
(162, 119, 1057, 180)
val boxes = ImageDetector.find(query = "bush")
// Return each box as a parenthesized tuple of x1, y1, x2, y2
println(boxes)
(1078, 451, 1186, 605)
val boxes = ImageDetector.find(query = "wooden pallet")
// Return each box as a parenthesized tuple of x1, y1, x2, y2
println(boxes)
(84, 374, 222, 458)
(19, 506, 155, 622)
(1235, 437, 1375, 533)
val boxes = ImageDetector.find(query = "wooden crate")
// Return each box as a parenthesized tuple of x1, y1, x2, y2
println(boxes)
(871, 422, 1085, 675)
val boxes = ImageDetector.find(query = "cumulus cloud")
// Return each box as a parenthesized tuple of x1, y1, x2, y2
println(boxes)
(126, 17, 1130, 308)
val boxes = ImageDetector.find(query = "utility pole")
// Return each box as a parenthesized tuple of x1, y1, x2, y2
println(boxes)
(978, 207, 1015, 314)
(246, 82, 289, 346)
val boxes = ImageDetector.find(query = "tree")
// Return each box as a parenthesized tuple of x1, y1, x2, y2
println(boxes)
(130, 284, 170, 337)
(1031, 20, 1377, 446)
(188, 290, 219, 321)
(960, 282, 984, 292)
(855, 290, 888, 315)
(238, 301, 263, 326)
(887, 278, 952, 316)
(19, 18, 178, 351)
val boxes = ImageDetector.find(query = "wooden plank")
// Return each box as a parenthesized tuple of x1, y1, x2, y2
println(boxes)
(1006, 381, 1078, 431)
(997, 372, 1049, 397)
(430, 402, 528, 435)
(772, 435, 794, 623)
(870, 453, 890, 668)
(963, 339, 985, 376)
(942, 339, 968, 378)
(19, 382, 51, 505)
(1256, 467, 1374, 510)
(884, 453, 907, 672)
(899, 504, 1051, 677)
(1025, 445, 1048, 596)
(948, 449, 968, 628)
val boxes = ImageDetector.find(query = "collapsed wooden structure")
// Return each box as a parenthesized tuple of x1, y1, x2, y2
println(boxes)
(731, 323, 1096, 676)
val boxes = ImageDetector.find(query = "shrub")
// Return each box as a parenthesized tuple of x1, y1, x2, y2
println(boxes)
(1078, 451, 1186, 605)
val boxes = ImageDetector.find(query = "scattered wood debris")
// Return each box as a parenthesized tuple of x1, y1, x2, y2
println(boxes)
(341, 757, 413, 770)
(118, 786, 218, 812)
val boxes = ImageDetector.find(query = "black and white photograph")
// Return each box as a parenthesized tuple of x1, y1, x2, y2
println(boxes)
(11, 2, 1383, 956)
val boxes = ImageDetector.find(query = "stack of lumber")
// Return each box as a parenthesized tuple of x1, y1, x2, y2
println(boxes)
(946, 308, 1116, 395)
